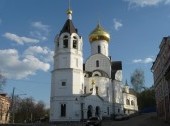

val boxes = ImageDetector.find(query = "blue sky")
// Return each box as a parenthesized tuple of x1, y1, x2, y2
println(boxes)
(0, 0, 170, 107)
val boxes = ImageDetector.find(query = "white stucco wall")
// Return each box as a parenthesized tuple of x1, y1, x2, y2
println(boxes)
(90, 40, 109, 56)
(85, 54, 111, 78)
(51, 69, 73, 96)
(50, 96, 81, 122)
(84, 76, 112, 100)
(123, 93, 138, 113)
(112, 80, 123, 104)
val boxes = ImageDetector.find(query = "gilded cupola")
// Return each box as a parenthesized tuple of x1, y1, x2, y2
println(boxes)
(89, 24, 110, 42)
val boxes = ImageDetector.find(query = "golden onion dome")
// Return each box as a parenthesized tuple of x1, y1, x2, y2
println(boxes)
(89, 24, 110, 42)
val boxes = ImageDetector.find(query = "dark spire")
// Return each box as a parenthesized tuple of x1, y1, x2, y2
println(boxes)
(59, 2, 78, 35)
(60, 19, 77, 35)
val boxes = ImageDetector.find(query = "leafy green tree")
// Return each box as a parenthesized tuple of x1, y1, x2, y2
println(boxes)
(137, 87, 156, 110)
(131, 68, 145, 93)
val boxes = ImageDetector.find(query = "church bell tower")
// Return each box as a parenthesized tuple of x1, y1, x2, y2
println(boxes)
(50, 7, 84, 122)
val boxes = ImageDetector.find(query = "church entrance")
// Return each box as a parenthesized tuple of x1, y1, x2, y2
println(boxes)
(87, 105, 93, 118)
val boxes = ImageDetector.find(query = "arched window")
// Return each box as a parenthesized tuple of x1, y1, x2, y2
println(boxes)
(126, 99, 130, 105)
(87, 105, 93, 118)
(96, 60, 99, 67)
(73, 36, 78, 49)
(94, 74, 99, 76)
(131, 100, 135, 106)
(63, 35, 68, 48)
(98, 45, 101, 53)
(61, 104, 66, 117)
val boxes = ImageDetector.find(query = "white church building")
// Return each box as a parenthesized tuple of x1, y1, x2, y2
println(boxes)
(50, 8, 138, 123)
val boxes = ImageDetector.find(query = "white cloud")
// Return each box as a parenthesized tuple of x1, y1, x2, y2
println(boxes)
(3, 32, 39, 45)
(132, 57, 155, 64)
(113, 18, 123, 31)
(0, 49, 50, 79)
(24, 46, 48, 55)
(24, 46, 54, 63)
(30, 21, 50, 41)
(30, 31, 47, 41)
(124, 0, 170, 7)
(133, 59, 142, 63)
(31, 21, 50, 32)
(144, 57, 155, 63)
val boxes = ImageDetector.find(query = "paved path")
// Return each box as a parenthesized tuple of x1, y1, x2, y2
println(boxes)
(103, 112, 170, 126)
(3, 113, 169, 126)
(50, 113, 169, 126)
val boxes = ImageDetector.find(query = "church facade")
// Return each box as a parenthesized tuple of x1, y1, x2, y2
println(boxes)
(50, 8, 138, 122)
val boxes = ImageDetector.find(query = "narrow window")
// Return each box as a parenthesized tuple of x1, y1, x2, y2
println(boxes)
(63, 36, 68, 48)
(73, 36, 78, 49)
(61, 104, 66, 117)
(107, 87, 109, 97)
(84, 86, 86, 94)
(96, 60, 99, 67)
(131, 100, 134, 106)
(63, 40, 68, 48)
(118, 108, 120, 113)
(96, 86, 98, 95)
(98, 45, 101, 53)
(107, 107, 109, 115)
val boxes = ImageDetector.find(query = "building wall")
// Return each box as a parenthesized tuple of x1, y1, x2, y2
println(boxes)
(90, 40, 109, 56)
(50, 96, 81, 122)
(151, 37, 170, 121)
(85, 54, 111, 78)
(50, 30, 84, 122)
(112, 80, 123, 104)
(84, 76, 111, 100)
(54, 33, 83, 70)
(51, 69, 73, 96)
(50, 9, 139, 122)
(82, 95, 111, 119)
(0, 94, 10, 124)
(123, 93, 138, 114)
(112, 80, 125, 115)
